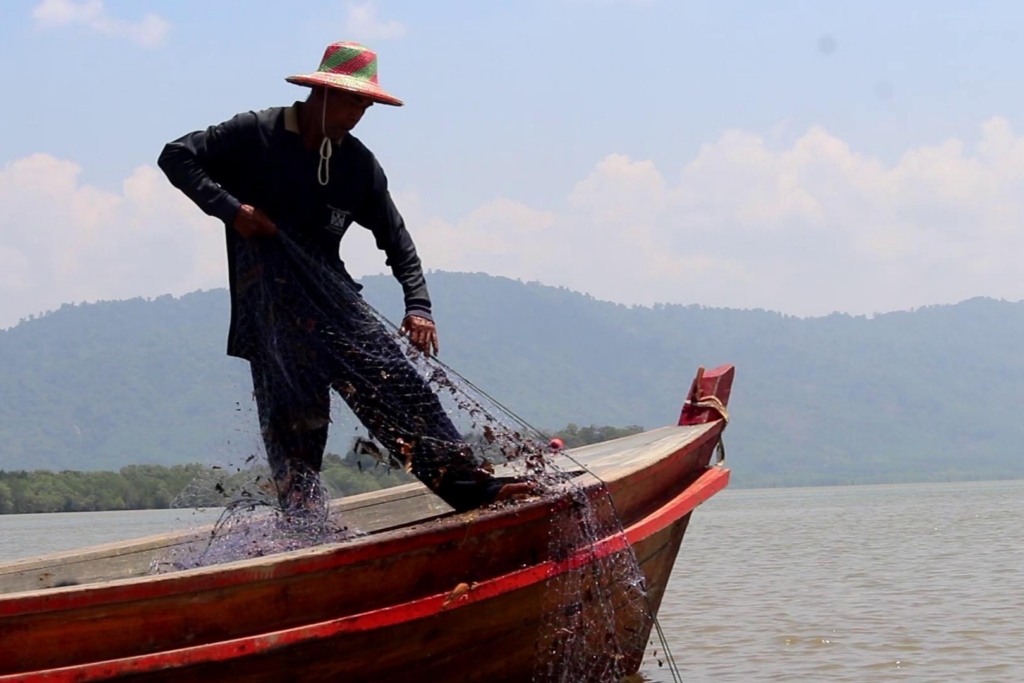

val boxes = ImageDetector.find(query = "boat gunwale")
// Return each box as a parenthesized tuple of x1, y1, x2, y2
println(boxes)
(0, 425, 699, 576)
(0, 423, 724, 618)
(0, 484, 435, 573)
(0, 424, 694, 579)
(3, 465, 730, 683)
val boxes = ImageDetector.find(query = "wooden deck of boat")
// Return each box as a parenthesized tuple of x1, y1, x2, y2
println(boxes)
(0, 423, 717, 597)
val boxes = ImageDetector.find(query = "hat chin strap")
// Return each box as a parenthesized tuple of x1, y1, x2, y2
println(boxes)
(317, 91, 331, 187)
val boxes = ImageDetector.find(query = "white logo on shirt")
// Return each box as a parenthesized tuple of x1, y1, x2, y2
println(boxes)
(326, 206, 352, 237)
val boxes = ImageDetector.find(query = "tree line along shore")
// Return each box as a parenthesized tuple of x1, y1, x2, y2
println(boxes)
(0, 424, 641, 514)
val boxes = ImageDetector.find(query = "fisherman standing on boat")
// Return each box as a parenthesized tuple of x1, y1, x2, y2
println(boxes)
(159, 42, 528, 514)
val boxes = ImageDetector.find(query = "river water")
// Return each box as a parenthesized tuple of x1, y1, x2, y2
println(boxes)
(2, 480, 1021, 682)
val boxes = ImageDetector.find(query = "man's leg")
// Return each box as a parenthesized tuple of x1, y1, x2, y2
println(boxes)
(327, 305, 508, 511)
(250, 358, 331, 511)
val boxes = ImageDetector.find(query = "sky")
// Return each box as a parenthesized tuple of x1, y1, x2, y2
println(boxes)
(2, 0, 1024, 328)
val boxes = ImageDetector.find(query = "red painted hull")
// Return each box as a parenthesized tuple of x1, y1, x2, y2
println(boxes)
(0, 365, 735, 681)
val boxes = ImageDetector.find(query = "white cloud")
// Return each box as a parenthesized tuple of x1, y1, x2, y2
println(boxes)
(32, 0, 170, 48)
(0, 154, 223, 328)
(5, 117, 1024, 329)
(343, 2, 408, 42)
(353, 118, 1024, 316)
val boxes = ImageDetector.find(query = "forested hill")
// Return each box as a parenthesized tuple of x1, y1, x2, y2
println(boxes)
(1, 273, 1022, 487)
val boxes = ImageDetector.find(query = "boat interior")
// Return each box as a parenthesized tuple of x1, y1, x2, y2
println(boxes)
(0, 423, 717, 597)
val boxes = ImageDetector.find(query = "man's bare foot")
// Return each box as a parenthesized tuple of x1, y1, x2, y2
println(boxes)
(492, 481, 539, 503)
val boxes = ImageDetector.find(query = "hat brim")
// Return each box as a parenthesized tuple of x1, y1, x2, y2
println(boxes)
(285, 73, 403, 107)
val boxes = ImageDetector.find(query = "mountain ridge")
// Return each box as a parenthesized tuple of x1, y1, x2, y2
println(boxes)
(2, 272, 1021, 487)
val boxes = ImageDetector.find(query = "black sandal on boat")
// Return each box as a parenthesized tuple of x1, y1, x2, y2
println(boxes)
(435, 475, 540, 512)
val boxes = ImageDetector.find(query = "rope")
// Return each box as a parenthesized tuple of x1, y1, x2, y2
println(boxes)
(317, 91, 332, 186)
(684, 395, 730, 424)
(650, 603, 684, 681)
(684, 396, 728, 467)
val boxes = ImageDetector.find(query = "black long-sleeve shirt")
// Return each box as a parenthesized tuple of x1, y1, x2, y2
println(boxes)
(158, 104, 432, 360)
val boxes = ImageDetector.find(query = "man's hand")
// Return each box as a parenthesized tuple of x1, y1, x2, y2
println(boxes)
(401, 315, 439, 356)
(233, 204, 278, 238)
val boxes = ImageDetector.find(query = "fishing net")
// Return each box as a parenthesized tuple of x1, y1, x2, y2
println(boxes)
(229, 229, 550, 512)
(150, 230, 663, 678)
(532, 484, 656, 682)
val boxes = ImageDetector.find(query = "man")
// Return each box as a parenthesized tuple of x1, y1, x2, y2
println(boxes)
(159, 42, 527, 513)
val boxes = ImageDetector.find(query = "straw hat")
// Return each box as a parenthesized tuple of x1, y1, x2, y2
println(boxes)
(286, 42, 403, 107)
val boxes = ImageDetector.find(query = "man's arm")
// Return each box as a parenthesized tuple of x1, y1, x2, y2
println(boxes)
(355, 159, 438, 354)
(157, 113, 276, 237)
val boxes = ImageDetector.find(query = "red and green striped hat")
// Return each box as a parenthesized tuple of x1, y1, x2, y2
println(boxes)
(286, 42, 403, 107)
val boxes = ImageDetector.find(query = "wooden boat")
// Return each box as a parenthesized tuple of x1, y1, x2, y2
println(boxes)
(0, 365, 734, 682)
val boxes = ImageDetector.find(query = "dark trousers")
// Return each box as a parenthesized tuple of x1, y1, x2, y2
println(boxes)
(249, 298, 499, 512)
